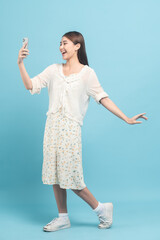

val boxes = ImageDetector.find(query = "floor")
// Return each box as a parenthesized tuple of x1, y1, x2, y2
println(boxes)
(1, 187, 160, 240)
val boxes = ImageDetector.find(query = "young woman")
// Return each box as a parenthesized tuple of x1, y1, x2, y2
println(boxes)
(17, 31, 148, 232)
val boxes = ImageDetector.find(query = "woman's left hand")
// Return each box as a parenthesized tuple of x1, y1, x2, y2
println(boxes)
(126, 113, 148, 124)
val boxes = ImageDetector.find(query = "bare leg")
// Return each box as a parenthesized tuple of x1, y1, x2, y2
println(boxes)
(71, 186, 99, 209)
(53, 184, 68, 213)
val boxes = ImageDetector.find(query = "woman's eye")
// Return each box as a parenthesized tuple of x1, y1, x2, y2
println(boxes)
(60, 43, 67, 46)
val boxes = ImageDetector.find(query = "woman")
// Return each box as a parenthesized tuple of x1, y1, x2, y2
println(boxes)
(17, 31, 148, 232)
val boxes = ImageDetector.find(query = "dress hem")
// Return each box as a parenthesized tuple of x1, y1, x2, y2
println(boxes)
(42, 180, 86, 190)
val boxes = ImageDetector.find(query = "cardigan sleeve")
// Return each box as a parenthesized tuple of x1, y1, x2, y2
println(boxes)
(87, 69, 109, 104)
(29, 65, 52, 95)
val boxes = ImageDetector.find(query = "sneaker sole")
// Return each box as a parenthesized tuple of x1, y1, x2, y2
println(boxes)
(98, 223, 112, 229)
(43, 223, 71, 232)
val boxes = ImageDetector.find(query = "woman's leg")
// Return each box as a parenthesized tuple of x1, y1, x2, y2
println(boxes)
(71, 186, 99, 209)
(53, 184, 68, 213)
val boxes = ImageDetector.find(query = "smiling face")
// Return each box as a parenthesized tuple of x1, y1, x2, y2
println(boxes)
(59, 36, 80, 60)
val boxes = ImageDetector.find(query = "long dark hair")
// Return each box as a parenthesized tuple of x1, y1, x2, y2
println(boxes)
(62, 31, 89, 66)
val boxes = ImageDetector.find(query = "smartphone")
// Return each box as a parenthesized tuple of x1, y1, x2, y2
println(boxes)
(22, 37, 29, 49)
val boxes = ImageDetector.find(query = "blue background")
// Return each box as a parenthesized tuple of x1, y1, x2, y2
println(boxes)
(1, 0, 160, 239)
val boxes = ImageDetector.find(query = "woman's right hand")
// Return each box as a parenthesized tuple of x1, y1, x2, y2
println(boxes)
(17, 42, 30, 64)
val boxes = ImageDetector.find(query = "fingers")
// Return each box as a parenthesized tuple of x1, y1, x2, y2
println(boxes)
(141, 116, 148, 120)
(20, 51, 29, 58)
(20, 47, 29, 54)
(137, 113, 146, 117)
(19, 48, 30, 59)
(22, 49, 29, 53)
(18, 42, 29, 63)
(21, 42, 29, 52)
(23, 41, 28, 48)
(138, 113, 148, 120)
(136, 113, 148, 120)
(22, 52, 29, 56)
(22, 45, 29, 51)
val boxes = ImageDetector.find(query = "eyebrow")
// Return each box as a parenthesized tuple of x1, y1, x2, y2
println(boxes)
(60, 40, 68, 43)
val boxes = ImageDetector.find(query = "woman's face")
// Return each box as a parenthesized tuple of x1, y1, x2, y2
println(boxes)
(59, 36, 80, 60)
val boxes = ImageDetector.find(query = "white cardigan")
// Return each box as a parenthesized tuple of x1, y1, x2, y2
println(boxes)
(29, 63, 109, 126)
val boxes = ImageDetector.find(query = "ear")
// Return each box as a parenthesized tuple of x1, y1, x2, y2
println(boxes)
(76, 43, 81, 51)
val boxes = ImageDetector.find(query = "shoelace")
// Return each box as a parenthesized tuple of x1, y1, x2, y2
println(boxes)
(46, 218, 59, 226)
(98, 214, 111, 224)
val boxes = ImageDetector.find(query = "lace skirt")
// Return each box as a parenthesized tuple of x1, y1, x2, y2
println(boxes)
(42, 107, 86, 190)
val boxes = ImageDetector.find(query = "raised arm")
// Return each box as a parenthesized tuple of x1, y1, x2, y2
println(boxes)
(17, 62, 33, 90)
(17, 42, 53, 95)
(17, 42, 32, 90)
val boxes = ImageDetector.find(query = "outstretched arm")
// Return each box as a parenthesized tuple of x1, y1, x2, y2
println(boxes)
(100, 97, 148, 124)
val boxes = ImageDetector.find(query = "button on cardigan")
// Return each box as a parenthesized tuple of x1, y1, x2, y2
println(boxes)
(29, 63, 109, 126)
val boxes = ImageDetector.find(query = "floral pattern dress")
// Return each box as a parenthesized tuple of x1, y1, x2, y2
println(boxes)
(42, 106, 86, 190)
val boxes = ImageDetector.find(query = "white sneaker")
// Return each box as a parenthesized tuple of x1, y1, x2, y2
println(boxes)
(98, 202, 113, 229)
(43, 216, 71, 232)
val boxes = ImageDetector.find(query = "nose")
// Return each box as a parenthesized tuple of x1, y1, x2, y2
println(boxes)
(60, 47, 64, 52)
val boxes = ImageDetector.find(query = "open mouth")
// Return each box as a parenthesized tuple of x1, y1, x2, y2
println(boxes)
(62, 51, 67, 55)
